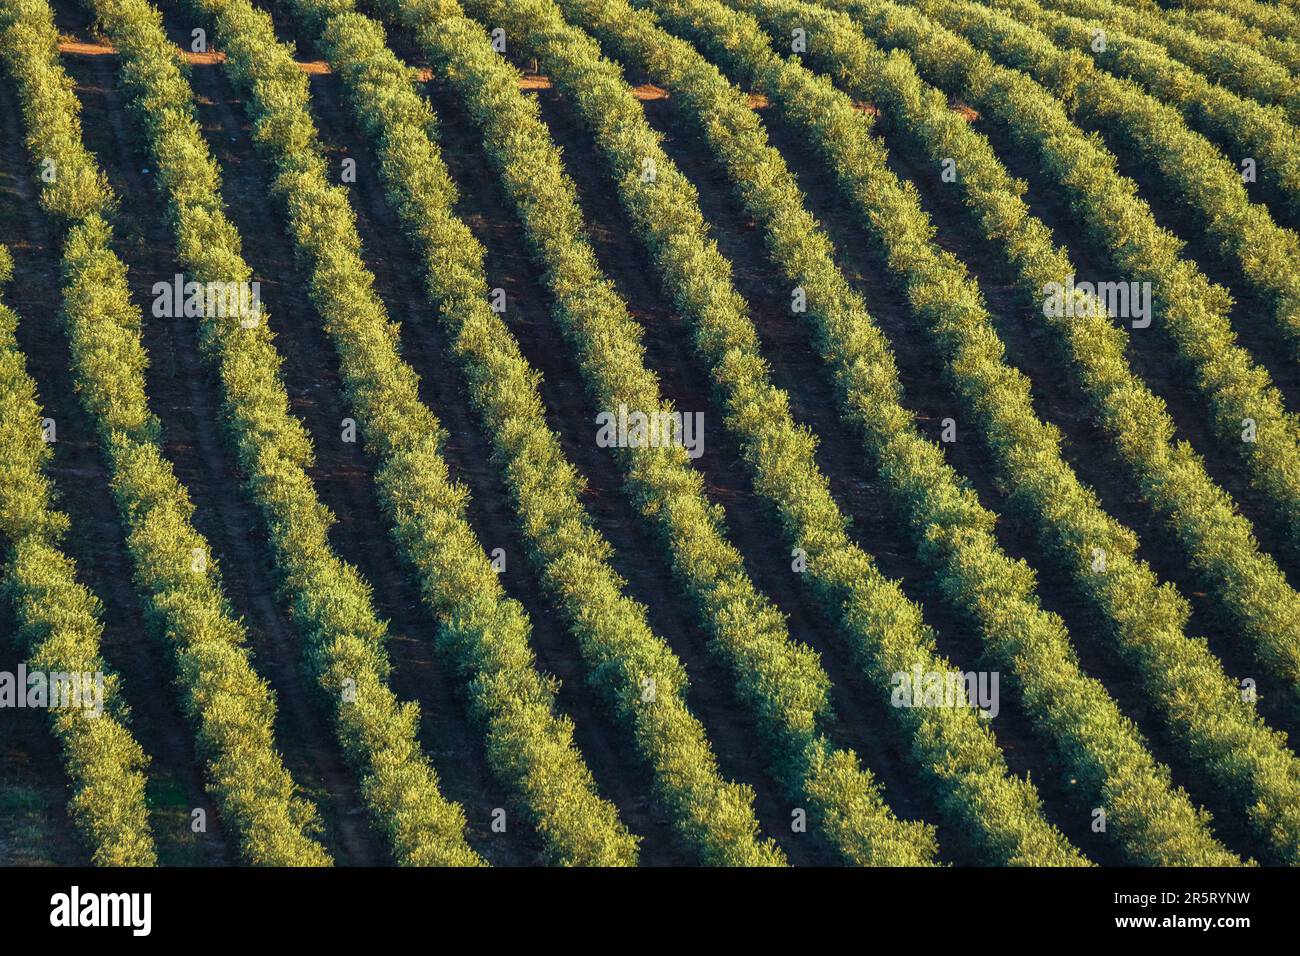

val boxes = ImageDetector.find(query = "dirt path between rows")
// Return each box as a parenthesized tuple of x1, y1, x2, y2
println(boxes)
(968, 95, 1300, 584)
(267, 0, 827, 862)
(958, 109, 1300, 739)
(302, 65, 688, 863)
(0, 14, 232, 864)
(177, 57, 547, 866)
(53, 0, 385, 864)
(883, 111, 1265, 860)
(180, 2, 659, 864)
(628, 81, 1124, 862)
(421, 72, 819, 864)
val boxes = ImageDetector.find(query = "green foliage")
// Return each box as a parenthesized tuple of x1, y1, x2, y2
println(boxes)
(980, 0, 1300, 309)
(431, 0, 1079, 865)
(315, 0, 939, 865)
(1162, 6, 1300, 75)
(0, 247, 156, 866)
(1016, 0, 1300, 117)
(366, 0, 789, 866)
(874, 0, 1300, 549)
(640, 0, 1249, 865)
(1171, 0, 1300, 44)
(825, 0, 1300, 713)
(710, 0, 1300, 865)
(87, 0, 482, 866)
(187, 0, 640, 866)
(0, 0, 330, 866)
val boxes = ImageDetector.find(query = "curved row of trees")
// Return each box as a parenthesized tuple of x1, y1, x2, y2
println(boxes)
(185, 0, 644, 866)
(640, 0, 1248, 865)
(1166, 0, 1300, 43)
(876, 0, 1300, 521)
(0, 244, 156, 865)
(975, 0, 1300, 214)
(282, 0, 938, 865)
(0, 0, 331, 865)
(704, 0, 1300, 863)
(390, 0, 1081, 863)
(1157, 5, 1300, 74)
(1005, 0, 1299, 115)
(87, 0, 485, 866)
(819, 0, 1300, 699)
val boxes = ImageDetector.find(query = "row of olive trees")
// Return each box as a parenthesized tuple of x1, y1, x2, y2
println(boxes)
(1006, 0, 1299, 117)
(452, 0, 1081, 868)
(1173, 0, 1300, 42)
(87, 0, 485, 866)
(720, 0, 1300, 864)
(642, 0, 1246, 866)
(827, 0, 1300, 709)
(185, 0, 646, 866)
(297, 0, 799, 872)
(304, 0, 937, 865)
(291, 0, 829, 867)
(366, 0, 798, 867)
(557, 1, 1087, 871)
(0, 0, 331, 865)
(0, 245, 156, 865)
(592, 0, 1248, 867)
(982, 0, 1300, 232)
(481, 0, 1087, 867)
(1161, 4, 1300, 74)
(878, 0, 1300, 534)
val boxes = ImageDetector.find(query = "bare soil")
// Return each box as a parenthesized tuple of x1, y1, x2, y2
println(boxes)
(632, 81, 1133, 864)
(0, 20, 233, 865)
(956, 107, 1300, 737)
(52, 0, 384, 865)
(1, 0, 1287, 867)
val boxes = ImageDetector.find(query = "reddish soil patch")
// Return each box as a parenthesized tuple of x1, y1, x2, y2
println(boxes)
(57, 37, 329, 72)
